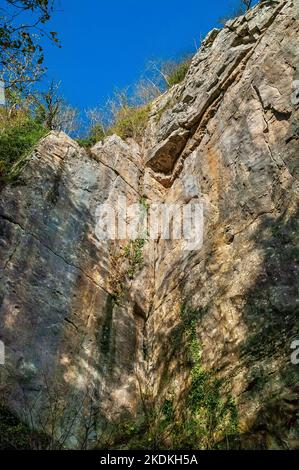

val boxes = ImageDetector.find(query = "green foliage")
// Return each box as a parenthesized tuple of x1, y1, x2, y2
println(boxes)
(96, 397, 176, 451)
(161, 399, 175, 425)
(170, 306, 205, 352)
(110, 210, 148, 301)
(122, 199, 148, 279)
(166, 59, 192, 87)
(78, 53, 194, 148)
(139, 196, 149, 210)
(98, 306, 238, 450)
(33, 80, 78, 134)
(0, 1, 59, 91)
(0, 115, 46, 180)
(77, 123, 106, 148)
(124, 238, 146, 280)
(90, 123, 106, 142)
(76, 136, 95, 148)
(77, 102, 151, 148)
(0, 402, 47, 450)
(108, 104, 151, 142)
(97, 417, 148, 450)
(174, 306, 238, 449)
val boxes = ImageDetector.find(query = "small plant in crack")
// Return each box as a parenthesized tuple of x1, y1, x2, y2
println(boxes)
(139, 196, 150, 213)
(124, 238, 146, 280)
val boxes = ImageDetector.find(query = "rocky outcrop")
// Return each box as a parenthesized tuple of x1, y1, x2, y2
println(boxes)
(0, 0, 298, 449)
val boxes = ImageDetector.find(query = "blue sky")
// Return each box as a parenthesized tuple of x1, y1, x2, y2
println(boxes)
(42, 0, 251, 130)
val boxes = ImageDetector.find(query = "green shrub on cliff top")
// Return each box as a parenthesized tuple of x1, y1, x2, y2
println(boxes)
(0, 116, 46, 180)
(164, 58, 192, 87)
(78, 54, 193, 148)
(107, 104, 151, 142)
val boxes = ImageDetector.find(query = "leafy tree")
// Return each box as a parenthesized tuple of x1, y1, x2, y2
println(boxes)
(0, 1, 59, 91)
(33, 81, 79, 134)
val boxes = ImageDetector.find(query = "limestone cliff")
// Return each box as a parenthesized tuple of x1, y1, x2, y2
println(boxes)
(0, 0, 298, 449)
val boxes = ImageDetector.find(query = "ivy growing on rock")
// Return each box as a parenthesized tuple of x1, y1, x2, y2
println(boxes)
(96, 306, 238, 450)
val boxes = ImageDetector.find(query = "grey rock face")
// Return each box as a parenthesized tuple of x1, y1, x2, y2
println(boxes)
(0, 0, 298, 449)
(0, 133, 145, 447)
